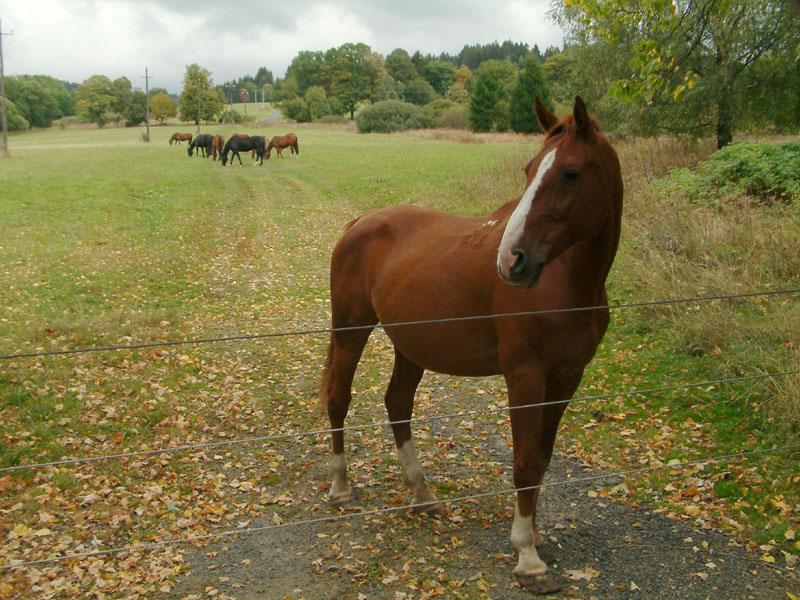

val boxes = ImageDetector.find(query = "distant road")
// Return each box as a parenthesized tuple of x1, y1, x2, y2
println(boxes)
(264, 109, 283, 123)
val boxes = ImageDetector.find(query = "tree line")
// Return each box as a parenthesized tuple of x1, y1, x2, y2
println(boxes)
(5, 0, 799, 147)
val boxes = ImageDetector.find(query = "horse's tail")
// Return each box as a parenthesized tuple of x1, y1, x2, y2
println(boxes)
(293, 137, 299, 155)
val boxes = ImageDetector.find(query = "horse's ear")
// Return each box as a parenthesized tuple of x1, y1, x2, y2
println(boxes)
(573, 95, 593, 137)
(535, 96, 558, 133)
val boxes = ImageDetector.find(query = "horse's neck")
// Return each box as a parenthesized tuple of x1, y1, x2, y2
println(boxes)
(561, 212, 621, 307)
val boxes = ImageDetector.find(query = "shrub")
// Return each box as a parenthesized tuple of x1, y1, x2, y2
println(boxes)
(437, 106, 469, 129)
(656, 141, 800, 204)
(355, 100, 426, 133)
(422, 99, 459, 128)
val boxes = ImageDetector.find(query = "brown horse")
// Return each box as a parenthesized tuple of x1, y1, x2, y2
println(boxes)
(320, 96, 623, 594)
(211, 135, 226, 161)
(266, 133, 299, 158)
(169, 133, 192, 146)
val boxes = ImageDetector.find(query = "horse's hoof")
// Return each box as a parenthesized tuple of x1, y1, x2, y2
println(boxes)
(515, 571, 562, 595)
(329, 494, 358, 511)
(412, 501, 443, 516)
(535, 541, 556, 565)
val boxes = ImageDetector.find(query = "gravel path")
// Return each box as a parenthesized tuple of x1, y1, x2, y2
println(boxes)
(169, 430, 797, 600)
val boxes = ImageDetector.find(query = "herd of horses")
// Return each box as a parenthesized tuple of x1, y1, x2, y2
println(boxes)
(174, 97, 623, 595)
(169, 132, 299, 166)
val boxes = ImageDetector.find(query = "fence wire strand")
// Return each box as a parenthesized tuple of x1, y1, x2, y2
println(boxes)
(2, 443, 797, 571)
(2, 288, 798, 360)
(2, 369, 797, 474)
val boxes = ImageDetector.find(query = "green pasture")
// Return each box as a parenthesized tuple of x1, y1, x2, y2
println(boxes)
(0, 124, 797, 597)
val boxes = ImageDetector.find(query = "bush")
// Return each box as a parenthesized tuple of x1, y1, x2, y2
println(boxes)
(423, 99, 459, 128)
(437, 106, 470, 129)
(656, 141, 800, 204)
(355, 100, 426, 133)
(218, 110, 256, 124)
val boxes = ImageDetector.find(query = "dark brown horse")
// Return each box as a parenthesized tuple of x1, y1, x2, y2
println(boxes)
(211, 135, 226, 161)
(169, 133, 192, 146)
(266, 133, 299, 158)
(320, 97, 623, 594)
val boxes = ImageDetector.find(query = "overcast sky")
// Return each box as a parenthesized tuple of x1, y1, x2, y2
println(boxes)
(0, 0, 564, 94)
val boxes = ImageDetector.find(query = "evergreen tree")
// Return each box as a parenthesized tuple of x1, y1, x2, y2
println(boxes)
(469, 72, 503, 132)
(510, 57, 554, 133)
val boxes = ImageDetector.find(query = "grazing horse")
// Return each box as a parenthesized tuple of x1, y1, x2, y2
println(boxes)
(221, 135, 266, 166)
(188, 134, 214, 158)
(266, 133, 299, 158)
(211, 135, 226, 161)
(320, 97, 623, 594)
(169, 133, 192, 145)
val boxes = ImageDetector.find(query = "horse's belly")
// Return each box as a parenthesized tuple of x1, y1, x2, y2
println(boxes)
(386, 322, 501, 376)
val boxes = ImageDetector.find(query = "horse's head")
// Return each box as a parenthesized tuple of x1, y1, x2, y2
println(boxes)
(187, 145, 193, 157)
(497, 96, 622, 289)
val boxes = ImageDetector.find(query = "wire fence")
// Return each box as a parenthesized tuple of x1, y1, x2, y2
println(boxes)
(1, 368, 797, 475)
(2, 443, 798, 571)
(1, 287, 798, 574)
(2, 288, 798, 361)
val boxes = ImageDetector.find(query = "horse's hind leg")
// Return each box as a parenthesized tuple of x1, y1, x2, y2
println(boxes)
(321, 325, 374, 508)
(384, 350, 439, 513)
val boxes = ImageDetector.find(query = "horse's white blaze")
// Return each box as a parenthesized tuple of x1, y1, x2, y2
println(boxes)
(398, 440, 436, 505)
(510, 506, 547, 575)
(497, 149, 557, 275)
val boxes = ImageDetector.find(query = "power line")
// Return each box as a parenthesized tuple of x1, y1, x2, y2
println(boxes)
(2, 288, 798, 360)
(2, 443, 797, 571)
(2, 369, 797, 474)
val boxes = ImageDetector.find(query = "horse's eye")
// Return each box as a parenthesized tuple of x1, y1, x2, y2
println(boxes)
(563, 168, 581, 183)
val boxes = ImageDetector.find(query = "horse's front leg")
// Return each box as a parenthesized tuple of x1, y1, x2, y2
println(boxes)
(506, 367, 561, 594)
(235, 151, 243, 166)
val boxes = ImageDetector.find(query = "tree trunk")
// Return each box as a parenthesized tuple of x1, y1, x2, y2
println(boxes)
(716, 90, 733, 149)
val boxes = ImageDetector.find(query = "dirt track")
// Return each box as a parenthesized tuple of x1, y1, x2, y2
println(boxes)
(168, 426, 797, 600)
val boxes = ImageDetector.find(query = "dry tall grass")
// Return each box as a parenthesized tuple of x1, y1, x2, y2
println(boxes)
(616, 135, 800, 435)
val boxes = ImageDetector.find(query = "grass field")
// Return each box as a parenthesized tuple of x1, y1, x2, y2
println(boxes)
(0, 122, 798, 598)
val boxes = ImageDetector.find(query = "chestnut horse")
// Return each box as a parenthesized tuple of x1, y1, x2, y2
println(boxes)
(169, 133, 192, 146)
(320, 97, 622, 594)
(211, 135, 226, 161)
(266, 133, 299, 158)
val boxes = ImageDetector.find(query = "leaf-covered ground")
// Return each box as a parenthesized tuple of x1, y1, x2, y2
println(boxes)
(0, 125, 797, 599)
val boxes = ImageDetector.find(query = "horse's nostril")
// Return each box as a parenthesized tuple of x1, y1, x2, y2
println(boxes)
(510, 249, 528, 276)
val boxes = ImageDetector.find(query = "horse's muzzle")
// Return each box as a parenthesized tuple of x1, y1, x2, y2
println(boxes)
(499, 249, 545, 289)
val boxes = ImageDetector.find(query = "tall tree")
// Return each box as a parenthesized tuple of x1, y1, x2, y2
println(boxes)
(150, 92, 176, 124)
(323, 43, 376, 119)
(469, 71, 504, 132)
(179, 64, 224, 126)
(4, 76, 59, 128)
(286, 50, 325, 95)
(75, 75, 116, 127)
(510, 57, 555, 133)
(423, 60, 455, 95)
(386, 48, 418, 84)
(555, 0, 800, 147)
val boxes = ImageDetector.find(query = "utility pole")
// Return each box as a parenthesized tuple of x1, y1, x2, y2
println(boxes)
(196, 77, 201, 135)
(0, 17, 12, 157)
(141, 66, 151, 142)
